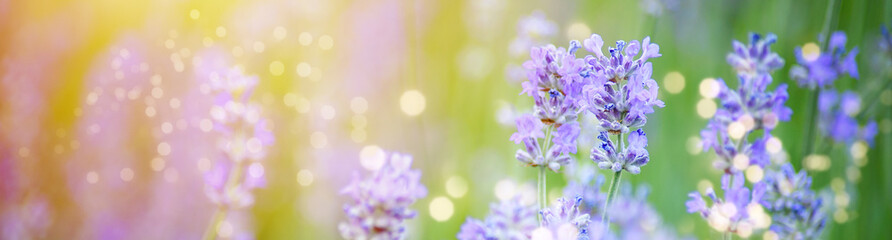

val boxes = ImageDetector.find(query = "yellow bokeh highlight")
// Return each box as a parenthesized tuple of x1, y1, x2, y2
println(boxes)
(400, 90, 426, 116)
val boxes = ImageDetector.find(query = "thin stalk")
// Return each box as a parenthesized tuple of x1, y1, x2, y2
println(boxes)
(802, 89, 821, 159)
(538, 166, 547, 225)
(724, 232, 732, 240)
(601, 133, 625, 232)
(202, 208, 227, 240)
(601, 171, 623, 231)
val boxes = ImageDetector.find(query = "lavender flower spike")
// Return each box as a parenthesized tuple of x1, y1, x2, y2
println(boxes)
(457, 196, 538, 240)
(582, 35, 664, 133)
(686, 173, 771, 238)
(532, 195, 591, 240)
(339, 152, 428, 239)
(790, 31, 860, 89)
(759, 163, 827, 239)
(726, 33, 784, 76)
(591, 129, 650, 174)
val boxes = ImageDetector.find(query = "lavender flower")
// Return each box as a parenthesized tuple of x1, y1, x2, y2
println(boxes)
(533, 195, 591, 240)
(759, 163, 826, 239)
(562, 165, 607, 215)
(591, 129, 650, 174)
(700, 33, 790, 173)
(726, 33, 784, 76)
(604, 185, 687, 240)
(817, 91, 879, 145)
(457, 197, 538, 240)
(582, 35, 664, 133)
(340, 152, 428, 239)
(514, 41, 587, 172)
(790, 31, 860, 89)
(686, 173, 771, 238)
(204, 69, 274, 209)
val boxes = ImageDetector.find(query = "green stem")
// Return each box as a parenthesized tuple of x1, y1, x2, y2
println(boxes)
(802, 89, 821, 158)
(601, 170, 623, 231)
(537, 166, 547, 226)
(724, 231, 732, 240)
(202, 208, 227, 240)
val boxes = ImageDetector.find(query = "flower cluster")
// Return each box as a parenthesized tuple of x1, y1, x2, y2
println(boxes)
(562, 165, 607, 215)
(532, 195, 591, 240)
(514, 41, 587, 172)
(204, 69, 275, 209)
(604, 185, 685, 240)
(817, 91, 878, 145)
(700, 33, 791, 173)
(759, 163, 827, 239)
(457, 197, 538, 240)
(590, 129, 650, 174)
(582, 35, 664, 134)
(580, 34, 663, 176)
(686, 173, 771, 238)
(790, 31, 859, 89)
(339, 152, 428, 239)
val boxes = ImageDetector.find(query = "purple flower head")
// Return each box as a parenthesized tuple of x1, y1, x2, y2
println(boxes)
(816, 90, 877, 145)
(727, 33, 785, 76)
(582, 35, 664, 133)
(522, 43, 586, 126)
(511, 114, 545, 144)
(457, 197, 538, 240)
(790, 31, 860, 89)
(591, 129, 650, 174)
(204, 70, 274, 209)
(339, 152, 428, 239)
(563, 166, 607, 216)
(604, 185, 686, 240)
(759, 163, 826, 239)
(686, 173, 771, 236)
(552, 122, 581, 154)
(700, 34, 791, 173)
(534, 195, 591, 240)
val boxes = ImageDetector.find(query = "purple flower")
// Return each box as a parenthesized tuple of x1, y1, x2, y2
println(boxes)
(759, 163, 826, 239)
(591, 129, 650, 174)
(790, 31, 860, 89)
(534, 195, 591, 240)
(552, 122, 581, 154)
(686, 173, 771, 237)
(816, 90, 877, 145)
(457, 197, 538, 240)
(562, 166, 607, 216)
(514, 41, 588, 173)
(510, 114, 545, 144)
(582, 35, 664, 133)
(700, 33, 790, 173)
(204, 70, 274, 209)
(339, 152, 428, 239)
(726, 33, 784, 76)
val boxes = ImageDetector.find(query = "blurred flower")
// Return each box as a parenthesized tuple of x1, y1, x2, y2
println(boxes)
(790, 31, 860, 89)
(514, 40, 587, 172)
(508, 11, 558, 58)
(562, 165, 607, 216)
(582, 35, 664, 133)
(686, 173, 769, 237)
(817, 91, 878, 146)
(204, 69, 274, 209)
(700, 33, 790, 173)
(760, 163, 826, 239)
(523, 195, 592, 240)
(603, 185, 687, 240)
(591, 129, 650, 174)
(726, 33, 784, 77)
(340, 152, 427, 239)
(457, 196, 538, 240)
